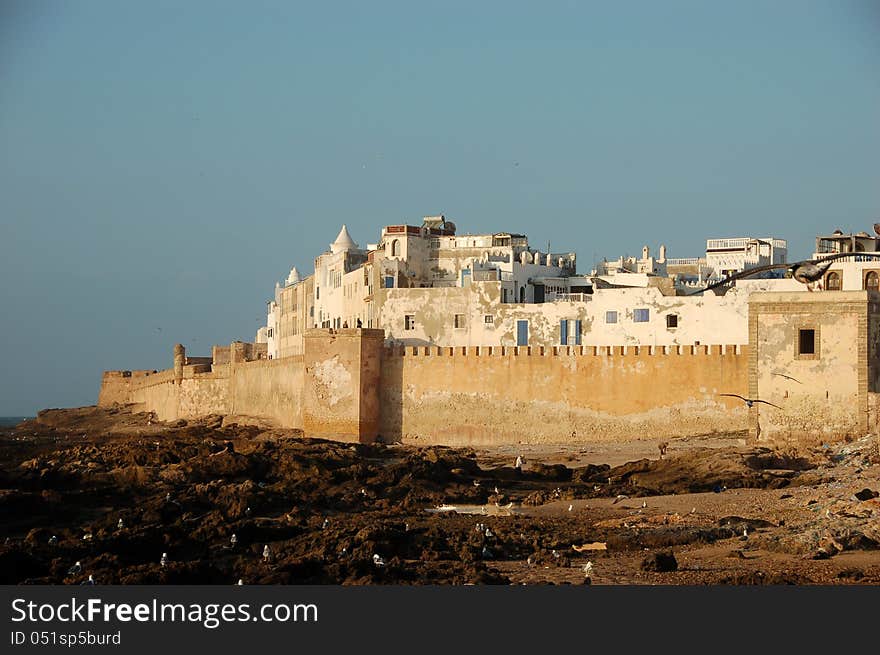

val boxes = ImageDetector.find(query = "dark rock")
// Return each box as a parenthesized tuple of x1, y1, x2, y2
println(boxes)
(853, 488, 878, 501)
(640, 550, 678, 572)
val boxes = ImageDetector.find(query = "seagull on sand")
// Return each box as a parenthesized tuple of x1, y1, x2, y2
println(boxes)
(719, 394, 782, 410)
(582, 561, 593, 577)
(641, 501, 647, 509)
(48, 535, 58, 545)
(117, 518, 124, 530)
(160, 553, 168, 567)
(262, 545, 271, 562)
(322, 518, 330, 530)
(473, 479, 481, 487)
(237, 579, 244, 586)
(373, 553, 386, 567)
(612, 494, 629, 505)
(67, 561, 82, 575)
(568, 504, 573, 512)
(230, 533, 238, 547)
(82, 575, 96, 585)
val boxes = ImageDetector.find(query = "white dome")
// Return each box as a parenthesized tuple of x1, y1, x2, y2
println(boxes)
(285, 266, 301, 286)
(330, 224, 359, 254)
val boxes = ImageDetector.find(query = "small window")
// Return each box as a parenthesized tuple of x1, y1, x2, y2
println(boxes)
(798, 329, 816, 355)
(454, 314, 465, 329)
(484, 315, 494, 324)
(267, 328, 274, 338)
(826, 271, 841, 290)
(634, 308, 650, 323)
(404, 315, 415, 330)
(666, 314, 679, 329)
(605, 311, 618, 324)
(865, 271, 879, 291)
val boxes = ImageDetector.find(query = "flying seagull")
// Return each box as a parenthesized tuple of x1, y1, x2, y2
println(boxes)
(720, 394, 782, 410)
(772, 372, 802, 384)
(689, 251, 880, 295)
(612, 494, 629, 505)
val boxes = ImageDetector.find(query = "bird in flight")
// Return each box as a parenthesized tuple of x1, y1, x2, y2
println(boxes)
(689, 251, 880, 295)
(772, 372, 802, 384)
(720, 394, 782, 409)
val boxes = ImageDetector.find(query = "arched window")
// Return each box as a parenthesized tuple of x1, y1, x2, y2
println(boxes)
(826, 271, 841, 290)
(866, 271, 879, 291)
(391, 239, 400, 257)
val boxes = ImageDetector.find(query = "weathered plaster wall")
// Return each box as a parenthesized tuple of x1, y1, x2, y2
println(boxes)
(379, 344, 749, 446)
(749, 291, 872, 446)
(302, 329, 384, 443)
(126, 371, 180, 421)
(228, 357, 303, 426)
(377, 283, 772, 350)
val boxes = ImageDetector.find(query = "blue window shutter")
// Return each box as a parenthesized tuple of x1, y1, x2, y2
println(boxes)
(560, 320, 568, 345)
(574, 320, 582, 345)
(517, 320, 529, 346)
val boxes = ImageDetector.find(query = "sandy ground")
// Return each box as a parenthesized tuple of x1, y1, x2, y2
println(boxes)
(1, 405, 878, 585)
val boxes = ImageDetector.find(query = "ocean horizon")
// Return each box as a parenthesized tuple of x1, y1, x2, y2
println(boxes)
(0, 416, 32, 427)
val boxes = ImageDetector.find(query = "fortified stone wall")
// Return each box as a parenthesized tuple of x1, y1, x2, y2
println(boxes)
(379, 344, 749, 445)
(228, 356, 304, 427)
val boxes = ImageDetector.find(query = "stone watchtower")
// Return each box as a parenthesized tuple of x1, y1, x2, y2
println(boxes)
(173, 344, 186, 383)
(301, 328, 385, 443)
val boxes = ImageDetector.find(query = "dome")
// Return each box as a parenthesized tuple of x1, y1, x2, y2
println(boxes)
(285, 266, 301, 286)
(330, 224, 359, 254)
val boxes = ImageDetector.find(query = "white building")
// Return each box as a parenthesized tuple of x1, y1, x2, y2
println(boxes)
(705, 237, 787, 278)
(812, 230, 880, 291)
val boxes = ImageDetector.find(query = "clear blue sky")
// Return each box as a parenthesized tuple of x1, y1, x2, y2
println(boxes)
(1, 1, 878, 415)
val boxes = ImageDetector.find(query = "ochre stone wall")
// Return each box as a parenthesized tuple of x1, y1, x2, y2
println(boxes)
(100, 359, 304, 428)
(748, 291, 875, 446)
(379, 344, 749, 445)
(302, 329, 384, 443)
(228, 357, 304, 427)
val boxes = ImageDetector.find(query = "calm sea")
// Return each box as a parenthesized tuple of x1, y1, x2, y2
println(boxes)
(0, 417, 32, 427)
